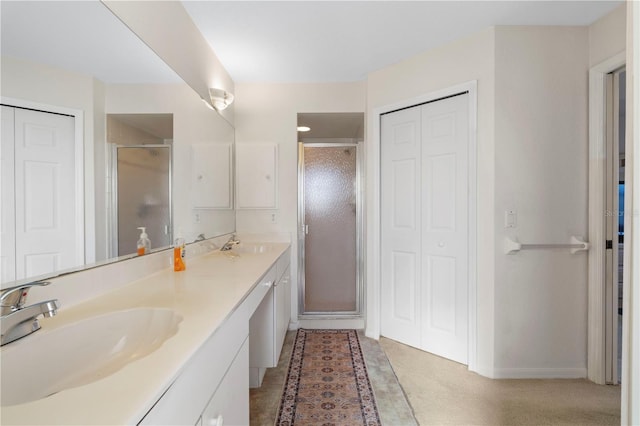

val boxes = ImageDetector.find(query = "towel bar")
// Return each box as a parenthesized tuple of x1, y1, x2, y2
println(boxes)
(504, 236, 590, 255)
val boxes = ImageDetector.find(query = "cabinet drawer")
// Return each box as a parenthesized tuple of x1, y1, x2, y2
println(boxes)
(201, 339, 250, 426)
(243, 266, 276, 315)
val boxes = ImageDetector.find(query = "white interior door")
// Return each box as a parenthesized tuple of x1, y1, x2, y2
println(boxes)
(12, 107, 79, 279)
(381, 93, 469, 364)
(605, 68, 625, 384)
(381, 106, 422, 346)
(420, 95, 469, 364)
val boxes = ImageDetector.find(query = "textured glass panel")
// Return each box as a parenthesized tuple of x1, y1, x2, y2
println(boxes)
(304, 146, 357, 312)
(117, 147, 171, 256)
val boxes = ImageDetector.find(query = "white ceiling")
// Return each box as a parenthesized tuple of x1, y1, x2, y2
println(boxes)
(1, 1, 181, 84)
(182, 0, 622, 83)
(1, 1, 622, 86)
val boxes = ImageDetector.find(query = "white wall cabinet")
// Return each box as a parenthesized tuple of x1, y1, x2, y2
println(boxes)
(249, 249, 290, 387)
(236, 143, 278, 209)
(192, 143, 233, 209)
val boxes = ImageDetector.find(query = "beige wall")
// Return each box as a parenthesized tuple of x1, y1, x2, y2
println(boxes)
(493, 26, 589, 376)
(366, 28, 496, 376)
(233, 81, 366, 322)
(589, 4, 626, 68)
(366, 21, 621, 378)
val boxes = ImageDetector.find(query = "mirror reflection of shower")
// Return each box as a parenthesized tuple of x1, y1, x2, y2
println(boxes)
(107, 114, 173, 257)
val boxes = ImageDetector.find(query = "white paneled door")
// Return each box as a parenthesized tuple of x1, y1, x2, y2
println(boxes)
(2, 106, 80, 281)
(380, 106, 422, 346)
(381, 93, 469, 364)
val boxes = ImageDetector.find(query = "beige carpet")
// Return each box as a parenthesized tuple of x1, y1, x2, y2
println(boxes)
(380, 337, 621, 425)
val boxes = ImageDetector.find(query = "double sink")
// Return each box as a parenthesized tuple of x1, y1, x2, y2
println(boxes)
(0, 242, 275, 409)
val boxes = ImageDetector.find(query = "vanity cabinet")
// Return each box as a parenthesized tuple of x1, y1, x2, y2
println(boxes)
(200, 339, 249, 426)
(274, 264, 291, 361)
(249, 249, 290, 387)
(139, 271, 273, 425)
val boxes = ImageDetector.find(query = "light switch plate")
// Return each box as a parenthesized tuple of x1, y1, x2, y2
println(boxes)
(505, 210, 517, 228)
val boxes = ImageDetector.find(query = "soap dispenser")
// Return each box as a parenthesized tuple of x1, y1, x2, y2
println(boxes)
(174, 229, 186, 271)
(137, 227, 151, 255)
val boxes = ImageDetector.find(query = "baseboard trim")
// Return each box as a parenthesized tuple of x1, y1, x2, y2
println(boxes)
(492, 367, 587, 379)
(296, 318, 365, 330)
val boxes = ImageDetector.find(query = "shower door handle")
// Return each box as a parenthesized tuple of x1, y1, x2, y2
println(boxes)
(301, 224, 309, 235)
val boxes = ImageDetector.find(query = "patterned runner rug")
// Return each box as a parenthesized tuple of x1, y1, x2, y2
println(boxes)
(276, 329, 381, 426)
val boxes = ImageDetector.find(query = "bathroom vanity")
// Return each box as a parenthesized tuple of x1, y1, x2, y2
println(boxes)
(0, 242, 291, 425)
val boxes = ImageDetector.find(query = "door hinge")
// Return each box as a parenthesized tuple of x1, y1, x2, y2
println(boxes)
(605, 240, 613, 249)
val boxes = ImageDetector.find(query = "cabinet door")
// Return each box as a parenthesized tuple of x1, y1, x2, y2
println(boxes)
(202, 339, 249, 426)
(192, 143, 233, 209)
(274, 265, 290, 362)
(236, 143, 278, 209)
(249, 286, 275, 368)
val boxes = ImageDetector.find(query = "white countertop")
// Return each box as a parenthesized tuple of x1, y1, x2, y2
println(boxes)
(0, 242, 290, 425)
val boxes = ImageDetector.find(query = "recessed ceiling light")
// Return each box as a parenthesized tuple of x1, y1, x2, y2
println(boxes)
(297, 126, 311, 132)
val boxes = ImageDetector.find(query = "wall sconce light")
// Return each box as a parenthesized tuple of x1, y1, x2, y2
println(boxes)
(209, 88, 234, 111)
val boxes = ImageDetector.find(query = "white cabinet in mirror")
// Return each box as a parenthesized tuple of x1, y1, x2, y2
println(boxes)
(0, 1, 235, 287)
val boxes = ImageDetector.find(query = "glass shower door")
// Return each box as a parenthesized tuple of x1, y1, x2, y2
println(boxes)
(300, 144, 359, 314)
(116, 145, 171, 256)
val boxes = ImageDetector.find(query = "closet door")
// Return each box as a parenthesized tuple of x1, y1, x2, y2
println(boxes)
(13, 108, 79, 279)
(381, 93, 469, 364)
(381, 106, 422, 347)
(420, 94, 469, 364)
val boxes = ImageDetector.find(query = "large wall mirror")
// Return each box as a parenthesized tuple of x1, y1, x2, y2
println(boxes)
(0, 1, 235, 287)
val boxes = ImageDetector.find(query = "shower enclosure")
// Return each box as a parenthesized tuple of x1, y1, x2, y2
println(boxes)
(113, 145, 172, 256)
(298, 143, 362, 315)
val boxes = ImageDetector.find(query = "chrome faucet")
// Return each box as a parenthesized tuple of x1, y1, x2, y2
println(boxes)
(1, 281, 59, 346)
(220, 234, 240, 251)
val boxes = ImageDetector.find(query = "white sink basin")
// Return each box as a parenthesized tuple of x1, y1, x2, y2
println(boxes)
(232, 243, 274, 254)
(0, 307, 182, 406)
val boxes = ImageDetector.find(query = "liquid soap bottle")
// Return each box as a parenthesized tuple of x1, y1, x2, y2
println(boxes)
(174, 229, 186, 271)
(137, 227, 151, 255)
